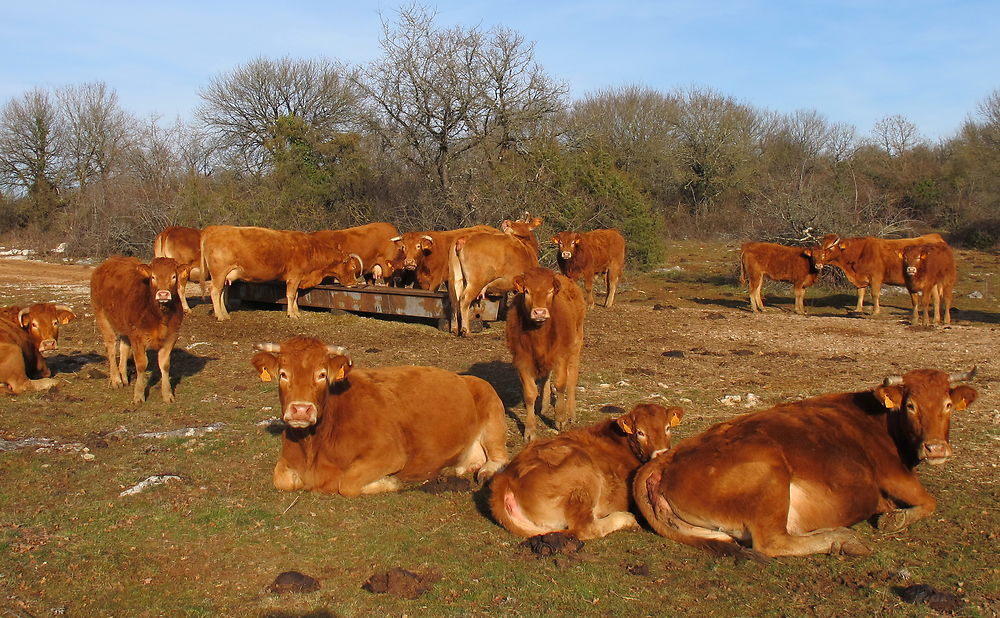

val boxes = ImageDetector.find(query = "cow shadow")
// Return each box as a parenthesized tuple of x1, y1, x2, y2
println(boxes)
(46, 352, 105, 376)
(687, 297, 747, 311)
(136, 348, 216, 393)
(462, 360, 564, 439)
(951, 307, 1000, 325)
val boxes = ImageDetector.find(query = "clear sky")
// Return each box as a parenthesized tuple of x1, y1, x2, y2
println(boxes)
(4, 1, 999, 141)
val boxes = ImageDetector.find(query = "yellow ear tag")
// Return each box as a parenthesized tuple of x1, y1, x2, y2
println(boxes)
(955, 399, 967, 411)
(260, 368, 272, 382)
(882, 394, 894, 408)
(619, 420, 634, 434)
(670, 415, 681, 427)
(334, 367, 345, 380)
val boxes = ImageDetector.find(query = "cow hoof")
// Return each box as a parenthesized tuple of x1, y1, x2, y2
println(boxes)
(475, 461, 503, 483)
(523, 428, 537, 443)
(162, 393, 176, 404)
(878, 510, 910, 533)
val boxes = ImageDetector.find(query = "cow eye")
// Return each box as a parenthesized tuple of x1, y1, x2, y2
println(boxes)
(906, 401, 917, 414)
(637, 430, 646, 438)
(317, 370, 327, 381)
(278, 370, 288, 381)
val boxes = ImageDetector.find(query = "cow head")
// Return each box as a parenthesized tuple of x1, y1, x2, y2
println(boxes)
(901, 245, 928, 277)
(502, 216, 542, 237)
(551, 231, 582, 261)
(137, 258, 189, 307)
(810, 234, 845, 268)
(513, 267, 561, 323)
(875, 368, 977, 466)
(15, 303, 76, 355)
(393, 233, 435, 271)
(801, 248, 824, 272)
(322, 253, 364, 287)
(616, 403, 684, 462)
(251, 337, 353, 429)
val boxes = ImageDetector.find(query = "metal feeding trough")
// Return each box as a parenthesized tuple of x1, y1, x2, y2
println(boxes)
(226, 280, 506, 332)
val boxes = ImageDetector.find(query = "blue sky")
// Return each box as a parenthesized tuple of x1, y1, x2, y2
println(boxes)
(4, 1, 999, 141)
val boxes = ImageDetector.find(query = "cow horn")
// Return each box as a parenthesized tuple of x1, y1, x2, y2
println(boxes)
(55, 304, 73, 312)
(17, 307, 29, 326)
(826, 235, 841, 249)
(949, 366, 977, 384)
(349, 253, 363, 273)
(420, 235, 433, 242)
(326, 345, 352, 365)
(389, 236, 402, 242)
(253, 343, 281, 353)
(882, 374, 904, 387)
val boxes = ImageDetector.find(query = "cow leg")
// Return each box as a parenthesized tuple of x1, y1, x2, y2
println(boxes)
(854, 287, 867, 313)
(178, 268, 192, 314)
(748, 275, 763, 312)
(358, 476, 403, 495)
(209, 276, 230, 321)
(870, 278, 884, 315)
(793, 285, 806, 315)
(284, 279, 301, 319)
(336, 468, 402, 496)
(515, 365, 539, 442)
(551, 357, 578, 431)
(131, 340, 149, 404)
(1, 343, 35, 394)
(564, 481, 638, 540)
(117, 339, 131, 385)
(911, 292, 921, 325)
(942, 285, 953, 324)
(584, 274, 596, 308)
(605, 269, 619, 308)
(573, 512, 639, 540)
(465, 377, 510, 482)
(273, 459, 305, 491)
(931, 285, 942, 325)
(876, 474, 937, 533)
(157, 342, 176, 403)
(94, 311, 123, 388)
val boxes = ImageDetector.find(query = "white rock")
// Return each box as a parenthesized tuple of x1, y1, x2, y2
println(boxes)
(968, 291, 984, 299)
(119, 475, 183, 497)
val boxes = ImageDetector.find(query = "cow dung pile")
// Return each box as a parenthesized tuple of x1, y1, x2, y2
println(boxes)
(362, 568, 440, 599)
(269, 571, 321, 594)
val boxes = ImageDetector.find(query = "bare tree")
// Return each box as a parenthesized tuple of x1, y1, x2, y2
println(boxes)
(197, 56, 361, 173)
(57, 82, 134, 188)
(0, 88, 64, 198)
(871, 114, 923, 156)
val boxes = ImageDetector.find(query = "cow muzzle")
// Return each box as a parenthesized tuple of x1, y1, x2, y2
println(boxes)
(906, 266, 917, 275)
(39, 339, 58, 353)
(284, 402, 318, 428)
(403, 259, 417, 270)
(530, 307, 550, 322)
(155, 290, 173, 303)
(561, 251, 573, 260)
(921, 440, 952, 465)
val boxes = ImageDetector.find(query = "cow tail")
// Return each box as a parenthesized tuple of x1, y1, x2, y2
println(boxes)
(632, 461, 759, 559)
(153, 231, 165, 259)
(488, 473, 550, 538)
(739, 252, 746, 286)
(199, 233, 210, 301)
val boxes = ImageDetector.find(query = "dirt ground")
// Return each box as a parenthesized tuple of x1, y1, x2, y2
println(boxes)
(1, 244, 999, 616)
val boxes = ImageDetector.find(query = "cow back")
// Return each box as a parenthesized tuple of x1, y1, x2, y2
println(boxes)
(416, 225, 499, 289)
(154, 226, 201, 267)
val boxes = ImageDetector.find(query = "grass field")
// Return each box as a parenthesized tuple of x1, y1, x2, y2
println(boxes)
(1, 241, 998, 616)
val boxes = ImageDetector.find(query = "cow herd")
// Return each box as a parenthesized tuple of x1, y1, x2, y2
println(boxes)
(0, 219, 981, 559)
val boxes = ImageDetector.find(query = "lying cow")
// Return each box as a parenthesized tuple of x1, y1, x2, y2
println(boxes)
(506, 267, 586, 441)
(551, 229, 626, 308)
(634, 368, 977, 557)
(153, 225, 202, 313)
(200, 225, 362, 320)
(91, 257, 189, 403)
(739, 241, 822, 314)
(449, 217, 542, 335)
(390, 225, 498, 290)
(813, 233, 947, 315)
(902, 243, 956, 326)
(251, 337, 509, 495)
(0, 303, 76, 394)
(490, 403, 683, 540)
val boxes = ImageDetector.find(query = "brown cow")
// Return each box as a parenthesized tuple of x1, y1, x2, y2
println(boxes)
(490, 403, 683, 540)
(813, 233, 946, 315)
(312, 222, 400, 285)
(505, 267, 586, 441)
(250, 337, 509, 495)
(449, 217, 542, 335)
(153, 226, 202, 313)
(739, 242, 823, 314)
(91, 257, 190, 403)
(0, 303, 76, 394)
(902, 243, 957, 326)
(200, 226, 363, 320)
(390, 225, 498, 291)
(634, 368, 977, 557)
(551, 229, 626, 308)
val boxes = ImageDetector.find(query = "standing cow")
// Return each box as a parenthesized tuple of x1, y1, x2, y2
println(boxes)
(0, 303, 76, 394)
(449, 217, 542, 336)
(739, 241, 823, 314)
(312, 222, 400, 285)
(551, 229, 626, 308)
(634, 368, 977, 557)
(490, 403, 683, 540)
(153, 226, 202, 313)
(251, 337, 509, 495)
(902, 243, 957, 326)
(91, 257, 189, 403)
(506, 267, 586, 441)
(389, 225, 498, 291)
(813, 233, 946, 315)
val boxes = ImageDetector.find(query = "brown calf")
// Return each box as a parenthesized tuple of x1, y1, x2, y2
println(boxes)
(91, 257, 189, 403)
(153, 226, 202, 313)
(0, 303, 76, 394)
(813, 233, 946, 315)
(449, 217, 542, 336)
(551, 229, 626, 308)
(739, 241, 822, 314)
(390, 225, 498, 290)
(505, 267, 586, 441)
(902, 243, 957, 326)
(250, 337, 509, 495)
(490, 403, 683, 540)
(634, 368, 977, 557)
(200, 226, 362, 320)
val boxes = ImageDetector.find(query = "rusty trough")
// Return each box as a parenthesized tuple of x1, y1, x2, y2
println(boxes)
(226, 280, 506, 332)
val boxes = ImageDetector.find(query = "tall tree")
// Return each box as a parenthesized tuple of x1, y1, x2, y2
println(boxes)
(57, 82, 134, 188)
(0, 88, 63, 198)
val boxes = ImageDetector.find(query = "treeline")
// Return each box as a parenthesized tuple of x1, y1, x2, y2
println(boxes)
(2, 6, 999, 266)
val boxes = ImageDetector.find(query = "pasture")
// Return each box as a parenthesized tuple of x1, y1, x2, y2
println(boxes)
(1, 241, 998, 616)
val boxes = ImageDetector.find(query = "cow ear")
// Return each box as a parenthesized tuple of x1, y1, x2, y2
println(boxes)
(897, 250, 904, 259)
(668, 406, 684, 427)
(513, 275, 526, 294)
(950, 385, 978, 411)
(136, 264, 152, 279)
(530, 217, 542, 228)
(501, 220, 513, 232)
(56, 308, 77, 324)
(327, 355, 352, 382)
(177, 264, 192, 280)
(838, 243, 846, 249)
(616, 415, 634, 435)
(251, 351, 278, 382)
(875, 385, 904, 410)
(550, 236, 559, 245)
